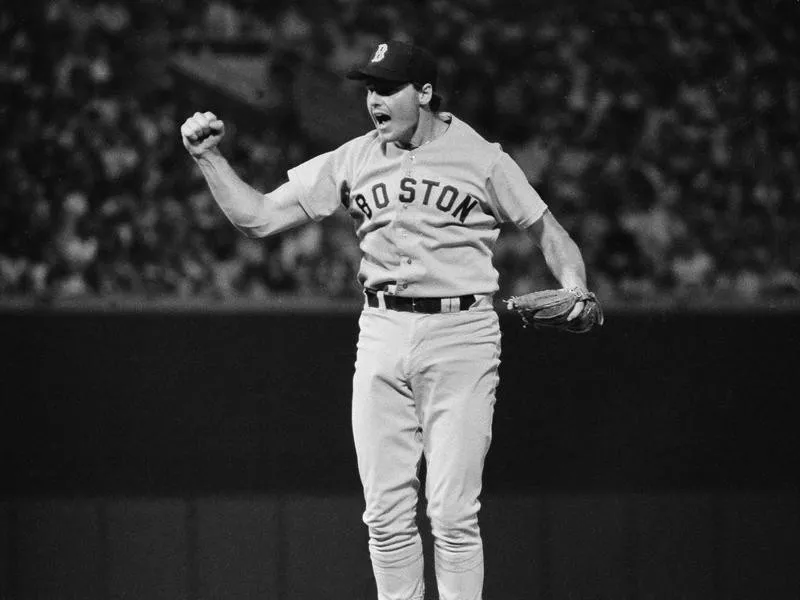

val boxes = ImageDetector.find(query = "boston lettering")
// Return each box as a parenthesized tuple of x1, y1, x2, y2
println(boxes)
(351, 177, 480, 222)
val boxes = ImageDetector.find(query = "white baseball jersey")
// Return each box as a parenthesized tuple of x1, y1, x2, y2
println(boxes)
(287, 114, 547, 297)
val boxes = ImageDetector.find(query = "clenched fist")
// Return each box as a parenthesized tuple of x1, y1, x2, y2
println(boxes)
(181, 111, 225, 158)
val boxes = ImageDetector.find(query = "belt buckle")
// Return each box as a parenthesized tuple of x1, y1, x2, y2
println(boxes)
(410, 297, 418, 312)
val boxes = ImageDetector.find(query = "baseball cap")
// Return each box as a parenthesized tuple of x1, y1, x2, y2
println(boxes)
(347, 41, 438, 88)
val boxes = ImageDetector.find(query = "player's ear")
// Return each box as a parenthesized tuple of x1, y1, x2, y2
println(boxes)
(417, 83, 433, 107)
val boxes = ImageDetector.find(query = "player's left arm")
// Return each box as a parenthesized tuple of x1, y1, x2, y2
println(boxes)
(485, 151, 589, 316)
(527, 209, 588, 319)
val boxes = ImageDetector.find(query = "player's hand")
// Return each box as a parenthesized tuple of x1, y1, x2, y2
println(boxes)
(566, 300, 585, 321)
(181, 111, 225, 158)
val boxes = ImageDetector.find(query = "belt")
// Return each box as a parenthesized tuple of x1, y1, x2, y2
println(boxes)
(365, 289, 476, 313)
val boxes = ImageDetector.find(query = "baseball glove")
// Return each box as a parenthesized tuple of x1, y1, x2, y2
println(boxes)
(506, 288, 604, 333)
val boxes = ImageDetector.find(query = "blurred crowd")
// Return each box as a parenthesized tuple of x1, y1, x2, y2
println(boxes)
(1, 0, 799, 306)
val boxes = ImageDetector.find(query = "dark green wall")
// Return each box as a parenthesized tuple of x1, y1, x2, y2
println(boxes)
(3, 308, 798, 496)
(1, 308, 799, 599)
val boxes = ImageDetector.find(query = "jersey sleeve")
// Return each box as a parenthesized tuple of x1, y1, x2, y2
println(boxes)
(287, 148, 348, 222)
(485, 151, 548, 229)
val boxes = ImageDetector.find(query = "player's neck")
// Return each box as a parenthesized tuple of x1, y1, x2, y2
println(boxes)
(397, 112, 449, 150)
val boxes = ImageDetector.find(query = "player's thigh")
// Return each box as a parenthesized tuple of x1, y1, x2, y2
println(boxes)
(352, 309, 423, 476)
(414, 310, 501, 485)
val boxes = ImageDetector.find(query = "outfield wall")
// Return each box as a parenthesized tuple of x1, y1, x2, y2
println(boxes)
(2, 307, 798, 598)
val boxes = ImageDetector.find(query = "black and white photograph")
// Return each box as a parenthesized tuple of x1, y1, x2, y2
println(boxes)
(1, 0, 798, 598)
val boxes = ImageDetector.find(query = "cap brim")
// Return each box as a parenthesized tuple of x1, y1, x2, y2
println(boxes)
(345, 65, 410, 82)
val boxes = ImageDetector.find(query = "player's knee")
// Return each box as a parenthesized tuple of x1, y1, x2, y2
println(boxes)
(365, 517, 423, 566)
(364, 509, 419, 551)
(368, 529, 423, 563)
(428, 502, 481, 547)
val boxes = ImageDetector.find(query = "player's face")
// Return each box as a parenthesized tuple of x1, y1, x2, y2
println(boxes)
(364, 80, 421, 145)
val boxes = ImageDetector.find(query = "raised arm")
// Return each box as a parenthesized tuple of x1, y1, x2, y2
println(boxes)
(181, 111, 311, 238)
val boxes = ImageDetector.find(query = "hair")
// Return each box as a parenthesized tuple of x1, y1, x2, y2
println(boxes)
(413, 83, 442, 112)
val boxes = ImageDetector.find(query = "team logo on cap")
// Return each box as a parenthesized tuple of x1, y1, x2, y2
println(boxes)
(371, 43, 388, 63)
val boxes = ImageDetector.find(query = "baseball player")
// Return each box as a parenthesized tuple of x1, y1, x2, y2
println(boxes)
(181, 40, 591, 600)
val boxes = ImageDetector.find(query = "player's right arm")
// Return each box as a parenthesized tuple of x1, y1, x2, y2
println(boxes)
(180, 111, 311, 238)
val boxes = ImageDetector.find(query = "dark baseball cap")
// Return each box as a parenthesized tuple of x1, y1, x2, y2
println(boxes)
(347, 41, 438, 88)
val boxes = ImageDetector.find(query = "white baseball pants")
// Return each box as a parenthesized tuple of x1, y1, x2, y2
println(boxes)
(352, 303, 501, 600)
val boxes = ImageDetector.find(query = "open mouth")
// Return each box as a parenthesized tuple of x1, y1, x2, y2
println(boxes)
(374, 113, 391, 126)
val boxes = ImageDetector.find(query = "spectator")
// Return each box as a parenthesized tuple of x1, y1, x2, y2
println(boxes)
(1, 0, 798, 306)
